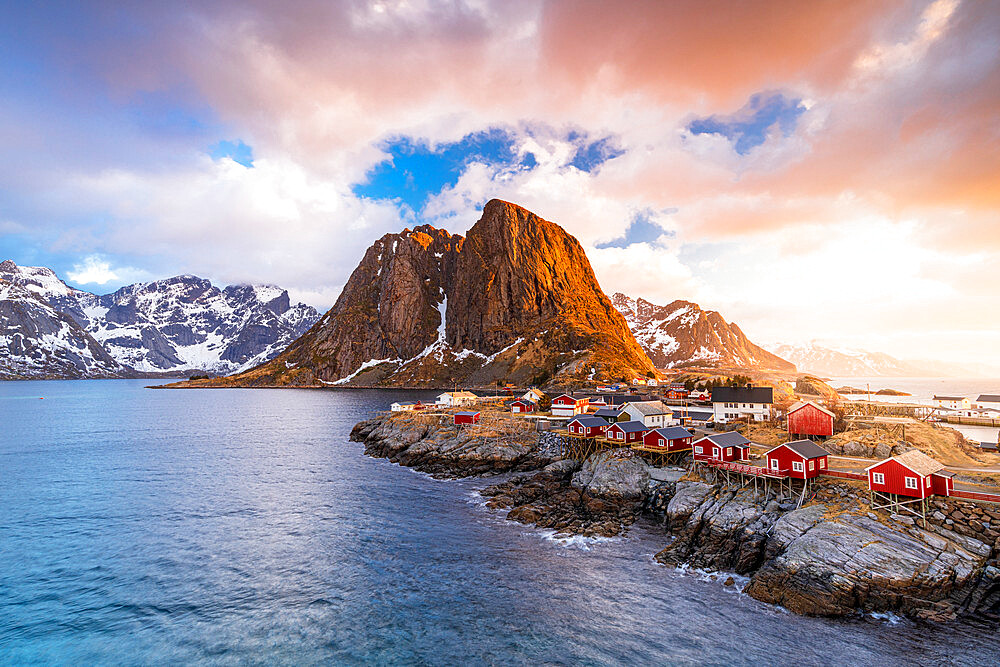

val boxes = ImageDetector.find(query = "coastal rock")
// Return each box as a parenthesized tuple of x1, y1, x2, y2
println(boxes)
(746, 512, 985, 619)
(350, 412, 555, 477)
(571, 451, 650, 498)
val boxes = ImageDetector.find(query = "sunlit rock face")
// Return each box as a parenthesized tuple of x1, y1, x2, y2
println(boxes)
(217, 199, 655, 388)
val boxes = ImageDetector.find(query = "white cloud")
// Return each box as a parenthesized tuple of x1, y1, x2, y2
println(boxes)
(66, 255, 120, 285)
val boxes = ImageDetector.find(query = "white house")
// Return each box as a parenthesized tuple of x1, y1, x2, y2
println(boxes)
(391, 401, 416, 412)
(550, 394, 590, 417)
(976, 394, 1000, 411)
(934, 395, 971, 410)
(436, 391, 478, 407)
(522, 388, 546, 403)
(620, 400, 673, 428)
(710, 386, 774, 423)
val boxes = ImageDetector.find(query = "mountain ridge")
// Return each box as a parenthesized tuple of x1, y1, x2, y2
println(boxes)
(612, 292, 796, 372)
(0, 260, 320, 378)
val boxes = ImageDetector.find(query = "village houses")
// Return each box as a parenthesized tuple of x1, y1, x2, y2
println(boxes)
(710, 386, 774, 423)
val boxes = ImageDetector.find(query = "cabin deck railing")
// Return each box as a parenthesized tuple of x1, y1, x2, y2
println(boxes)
(705, 459, 789, 478)
(823, 469, 866, 481)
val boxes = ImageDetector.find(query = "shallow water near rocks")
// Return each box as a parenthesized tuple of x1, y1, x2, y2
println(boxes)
(2, 380, 998, 665)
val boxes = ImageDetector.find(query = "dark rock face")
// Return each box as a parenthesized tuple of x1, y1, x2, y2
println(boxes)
(216, 199, 655, 388)
(612, 292, 795, 371)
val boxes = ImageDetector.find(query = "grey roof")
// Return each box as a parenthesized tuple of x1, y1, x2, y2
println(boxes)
(977, 395, 1000, 403)
(593, 407, 624, 417)
(624, 400, 672, 416)
(568, 416, 609, 428)
(455, 411, 480, 416)
(979, 442, 999, 451)
(683, 409, 714, 421)
(775, 439, 830, 459)
(701, 432, 751, 448)
(650, 426, 694, 440)
(933, 395, 966, 401)
(610, 420, 648, 433)
(710, 386, 774, 404)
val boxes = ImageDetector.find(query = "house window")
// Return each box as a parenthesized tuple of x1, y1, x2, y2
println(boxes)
(925, 477, 931, 487)
(770, 459, 778, 470)
(695, 446, 703, 454)
(793, 461, 804, 473)
(872, 472, 885, 484)
(726, 447, 732, 457)
(819, 459, 826, 469)
(905, 477, 918, 490)
(808, 461, 815, 471)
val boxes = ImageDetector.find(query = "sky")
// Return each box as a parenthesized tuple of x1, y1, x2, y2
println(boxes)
(0, 0, 998, 367)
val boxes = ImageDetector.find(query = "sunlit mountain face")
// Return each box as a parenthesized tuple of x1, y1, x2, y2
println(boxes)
(1, 0, 998, 367)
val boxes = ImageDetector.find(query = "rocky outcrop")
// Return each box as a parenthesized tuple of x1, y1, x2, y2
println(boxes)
(649, 478, 999, 622)
(612, 292, 794, 371)
(201, 200, 655, 388)
(483, 451, 651, 537)
(349, 410, 558, 477)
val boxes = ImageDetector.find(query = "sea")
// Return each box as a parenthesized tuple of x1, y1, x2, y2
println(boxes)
(2, 379, 1000, 665)
(829, 376, 1000, 444)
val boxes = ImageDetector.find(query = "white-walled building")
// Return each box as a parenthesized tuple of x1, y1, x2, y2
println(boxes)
(711, 386, 774, 423)
(934, 395, 971, 410)
(436, 391, 479, 407)
(620, 400, 673, 428)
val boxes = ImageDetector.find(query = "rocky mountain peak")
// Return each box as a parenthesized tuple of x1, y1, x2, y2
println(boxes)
(613, 292, 795, 372)
(212, 199, 655, 388)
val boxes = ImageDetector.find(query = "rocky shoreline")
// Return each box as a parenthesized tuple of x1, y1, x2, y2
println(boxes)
(350, 412, 1000, 624)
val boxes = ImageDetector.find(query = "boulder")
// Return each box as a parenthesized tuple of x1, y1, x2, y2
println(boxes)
(572, 451, 650, 499)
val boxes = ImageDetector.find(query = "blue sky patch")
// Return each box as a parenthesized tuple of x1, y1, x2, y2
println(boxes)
(210, 140, 254, 168)
(597, 210, 675, 249)
(352, 129, 528, 212)
(568, 136, 625, 172)
(688, 92, 806, 155)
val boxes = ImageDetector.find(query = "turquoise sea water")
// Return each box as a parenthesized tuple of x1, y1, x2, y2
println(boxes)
(2, 380, 998, 665)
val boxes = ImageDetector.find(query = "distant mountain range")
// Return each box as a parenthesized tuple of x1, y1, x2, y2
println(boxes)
(612, 293, 796, 372)
(765, 342, 989, 378)
(0, 259, 319, 379)
(184, 199, 655, 388)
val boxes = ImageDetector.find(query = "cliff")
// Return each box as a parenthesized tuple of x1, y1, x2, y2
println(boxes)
(198, 199, 654, 388)
(613, 293, 795, 372)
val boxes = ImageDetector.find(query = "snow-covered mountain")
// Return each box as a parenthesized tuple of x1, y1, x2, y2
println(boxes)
(0, 279, 129, 379)
(0, 260, 320, 378)
(612, 293, 795, 372)
(766, 342, 941, 377)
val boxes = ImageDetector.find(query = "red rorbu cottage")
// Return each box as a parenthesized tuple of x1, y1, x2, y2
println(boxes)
(642, 426, 694, 452)
(510, 399, 537, 414)
(765, 440, 829, 479)
(566, 416, 609, 438)
(453, 411, 481, 426)
(787, 401, 835, 438)
(665, 384, 689, 401)
(866, 450, 954, 499)
(692, 432, 751, 462)
(605, 421, 647, 444)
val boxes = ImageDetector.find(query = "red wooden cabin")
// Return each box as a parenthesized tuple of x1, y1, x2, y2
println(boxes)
(787, 401, 835, 438)
(567, 416, 609, 438)
(510, 399, 536, 414)
(454, 411, 481, 425)
(866, 450, 954, 499)
(642, 426, 694, 452)
(606, 421, 647, 444)
(765, 440, 829, 479)
(692, 432, 750, 462)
